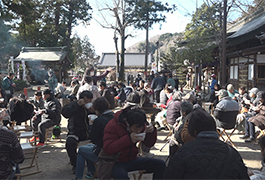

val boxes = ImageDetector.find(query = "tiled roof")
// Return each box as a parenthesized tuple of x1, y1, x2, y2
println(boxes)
(98, 53, 153, 67)
(14, 47, 68, 62)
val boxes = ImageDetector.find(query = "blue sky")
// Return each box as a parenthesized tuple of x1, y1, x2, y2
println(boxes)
(72, 0, 243, 55)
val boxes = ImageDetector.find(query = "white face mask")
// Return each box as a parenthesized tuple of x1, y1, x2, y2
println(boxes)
(90, 72, 94, 76)
(85, 102, 93, 109)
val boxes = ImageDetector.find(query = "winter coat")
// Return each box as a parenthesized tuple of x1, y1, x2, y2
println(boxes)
(8, 97, 34, 125)
(62, 101, 92, 141)
(151, 76, 165, 92)
(209, 79, 217, 93)
(90, 110, 114, 155)
(248, 103, 265, 130)
(164, 131, 249, 179)
(2, 77, 15, 95)
(42, 96, 61, 125)
(103, 108, 157, 162)
(166, 100, 181, 125)
(213, 96, 239, 129)
(0, 127, 24, 180)
(159, 90, 168, 106)
(139, 89, 152, 108)
(28, 97, 45, 110)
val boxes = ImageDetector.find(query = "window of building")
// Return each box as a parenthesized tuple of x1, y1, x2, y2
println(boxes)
(248, 64, 254, 80)
(258, 64, 265, 79)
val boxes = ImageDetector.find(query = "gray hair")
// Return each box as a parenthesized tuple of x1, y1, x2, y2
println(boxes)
(180, 101, 193, 114)
(227, 84, 234, 91)
(172, 91, 183, 101)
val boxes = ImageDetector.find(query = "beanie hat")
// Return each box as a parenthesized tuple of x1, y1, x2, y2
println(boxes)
(218, 89, 228, 99)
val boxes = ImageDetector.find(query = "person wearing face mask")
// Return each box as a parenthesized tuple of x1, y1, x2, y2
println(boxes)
(103, 108, 166, 179)
(73, 97, 114, 180)
(81, 66, 112, 86)
(61, 91, 95, 174)
(209, 74, 217, 93)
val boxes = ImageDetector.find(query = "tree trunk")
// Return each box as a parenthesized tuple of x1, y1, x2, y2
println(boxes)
(54, 1, 60, 46)
(119, 29, 125, 81)
(66, 0, 74, 51)
(114, 35, 119, 81)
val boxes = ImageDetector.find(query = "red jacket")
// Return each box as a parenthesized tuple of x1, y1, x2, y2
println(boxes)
(103, 109, 157, 162)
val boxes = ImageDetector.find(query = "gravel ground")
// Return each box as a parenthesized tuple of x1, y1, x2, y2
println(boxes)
(16, 86, 262, 180)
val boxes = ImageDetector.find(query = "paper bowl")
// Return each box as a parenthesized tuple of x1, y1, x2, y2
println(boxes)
(136, 133, 146, 141)
(88, 114, 98, 121)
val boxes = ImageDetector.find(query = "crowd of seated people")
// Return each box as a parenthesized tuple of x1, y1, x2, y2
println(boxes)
(3, 67, 265, 180)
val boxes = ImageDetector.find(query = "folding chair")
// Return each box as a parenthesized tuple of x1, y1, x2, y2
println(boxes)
(162, 119, 173, 141)
(217, 127, 237, 148)
(18, 131, 34, 143)
(15, 143, 42, 179)
(128, 170, 146, 180)
(257, 127, 265, 140)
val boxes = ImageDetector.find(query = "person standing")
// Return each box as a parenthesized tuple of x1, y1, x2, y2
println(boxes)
(2, 72, 16, 102)
(166, 73, 175, 89)
(151, 73, 165, 103)
(209, 74, 217, 93)
(44, 69, 58, 94)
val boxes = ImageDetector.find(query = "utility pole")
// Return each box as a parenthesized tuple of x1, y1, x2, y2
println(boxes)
(156, 41, 159, 72)
(221, 0, 227, 87)
(145, 10, 149, 80)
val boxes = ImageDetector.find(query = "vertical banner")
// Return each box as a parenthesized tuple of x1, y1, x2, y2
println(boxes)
(22, 60, 26, 81)
(10, 56, 14, 73)
(16, 63, 20, 79)
(151, 62, 156, 73)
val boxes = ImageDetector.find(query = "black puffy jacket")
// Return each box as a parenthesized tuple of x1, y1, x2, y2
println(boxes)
(62, 101, 92, 141)
(164, 131, 249, 179)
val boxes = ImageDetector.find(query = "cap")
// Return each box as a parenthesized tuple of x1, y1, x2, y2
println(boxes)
(249, 87, 259, 95)
(211, 74, 216, 78)
(218, 89, 228, 99)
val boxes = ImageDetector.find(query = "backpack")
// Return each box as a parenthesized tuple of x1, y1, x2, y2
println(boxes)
(52, 126, 61, 138)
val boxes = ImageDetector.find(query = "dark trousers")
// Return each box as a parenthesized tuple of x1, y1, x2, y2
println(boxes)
(111, 157, 165, 179)
(154, 90, 162, 103)
(66, 136, 79, 168)
(245, 117, 255, 138)
(32, 117, 55, 143)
